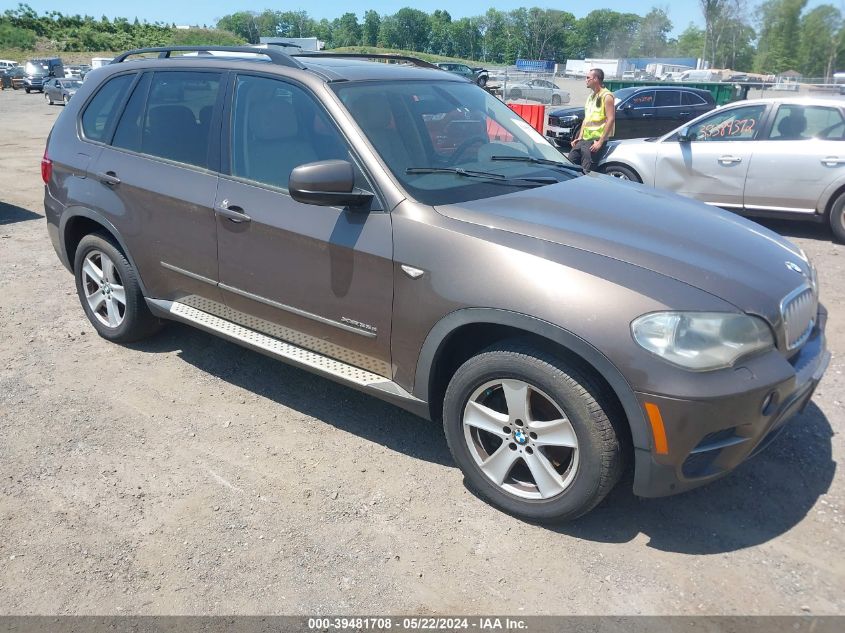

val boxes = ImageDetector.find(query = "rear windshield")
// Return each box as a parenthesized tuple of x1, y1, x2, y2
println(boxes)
(333, 80, 579, 205)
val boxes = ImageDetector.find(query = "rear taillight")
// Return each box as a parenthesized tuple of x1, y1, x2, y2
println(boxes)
(41, 149, 52, 185)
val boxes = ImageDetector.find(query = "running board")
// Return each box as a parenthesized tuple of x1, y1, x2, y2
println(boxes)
(146, 299, 429, 418)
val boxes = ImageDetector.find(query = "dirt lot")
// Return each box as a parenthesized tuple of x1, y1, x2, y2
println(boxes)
(0, 86, 843, 617)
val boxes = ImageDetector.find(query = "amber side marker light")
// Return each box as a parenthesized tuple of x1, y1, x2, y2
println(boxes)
(644, 402, 669, 455)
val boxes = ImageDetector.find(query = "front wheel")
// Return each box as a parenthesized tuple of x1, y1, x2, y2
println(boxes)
(74, 233, 162, 343)
(603, 164, 642, 183)
(830, 192, 845, 243)
(45, 92, 53, 105)
(551, 94, 561, 106)
(476, 75, 488, 88)
(443, 342, 626, 523)
(62, 94, 69, 105)
(24, 87, 30, 93)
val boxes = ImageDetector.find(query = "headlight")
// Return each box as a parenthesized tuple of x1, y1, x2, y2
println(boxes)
(560, 115, 580, 123)
(631, 312, 774, 371)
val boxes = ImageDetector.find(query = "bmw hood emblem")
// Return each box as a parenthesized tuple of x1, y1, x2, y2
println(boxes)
(785, 261, 803, 274)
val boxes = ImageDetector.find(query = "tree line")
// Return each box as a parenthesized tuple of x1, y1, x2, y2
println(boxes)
(2, 1, 843, 79)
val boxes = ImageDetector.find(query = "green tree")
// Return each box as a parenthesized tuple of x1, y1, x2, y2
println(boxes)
(798, 4, 844, 80)
(362, 10, 380, 47)
(754, 0, 807, 73)
(629, 8, 672, 57)
(0, 22, 36, 48)
(332, 12, 361, 47)
(576, 9, 641, 57)
(379, 8, 430, 51)
(427, 9, 452, 56)
(216, 11, 260, 43)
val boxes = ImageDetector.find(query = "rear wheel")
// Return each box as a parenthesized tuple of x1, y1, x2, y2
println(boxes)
(603, 164, 641, 183)
(551, 94, 562, 106)
(509, 88, 522, 100)
(476, 75, 488, 88)
(442, 342, 625, 523)
(74, 233, 162, 343)
(830, 192, 845, 243)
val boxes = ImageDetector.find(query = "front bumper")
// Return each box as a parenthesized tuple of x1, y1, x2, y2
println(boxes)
(632, 305, 830, 497)
(545, 124, 575, 145)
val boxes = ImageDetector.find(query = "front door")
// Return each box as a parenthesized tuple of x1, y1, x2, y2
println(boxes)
(654, 102, 769, 208)
(215, 74, 394, 377)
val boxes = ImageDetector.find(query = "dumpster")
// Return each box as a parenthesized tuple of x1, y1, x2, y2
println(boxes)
(605, 80, 741, 106)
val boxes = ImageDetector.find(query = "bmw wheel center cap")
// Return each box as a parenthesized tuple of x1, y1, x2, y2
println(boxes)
(514, 429, 528, 445)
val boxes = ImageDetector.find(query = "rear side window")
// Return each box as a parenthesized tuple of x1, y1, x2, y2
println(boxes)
(654, 90, 679, 107)
(81, 74, 134, 142)
(682, 91, 707, 106)
(126, 71, 222, 168)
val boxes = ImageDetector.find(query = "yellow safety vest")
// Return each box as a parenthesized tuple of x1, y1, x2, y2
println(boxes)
(583, 88, 613, 141)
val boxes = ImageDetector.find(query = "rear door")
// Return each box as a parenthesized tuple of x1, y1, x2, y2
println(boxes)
(744, 103, 845, 213)
(86, 69, 224, 304)
(214, 73, 394, 377)
(654, 102, 769, 208)
(651, 89, 683, 136)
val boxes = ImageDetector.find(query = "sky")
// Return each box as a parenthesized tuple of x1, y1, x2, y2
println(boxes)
(6, 1, 833, 38)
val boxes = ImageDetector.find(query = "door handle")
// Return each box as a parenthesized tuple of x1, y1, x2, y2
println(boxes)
(679, 112, 690, 116)
(96, 171, 120, 186)
(821, 156, 845, 166)
(718, 155, 742, 164)
(641, 113, 654, 117)
(217, 200, 251, 223)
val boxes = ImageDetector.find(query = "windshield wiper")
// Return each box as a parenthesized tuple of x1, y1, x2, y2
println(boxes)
(405, 166, 558, 185)
(490, 155, 584, 174)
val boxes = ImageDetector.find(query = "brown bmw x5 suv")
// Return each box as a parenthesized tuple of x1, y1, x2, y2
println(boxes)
(43, 47, 830, 522)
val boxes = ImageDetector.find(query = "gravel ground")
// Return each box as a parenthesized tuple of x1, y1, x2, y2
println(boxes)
(0, 86, 843, 616)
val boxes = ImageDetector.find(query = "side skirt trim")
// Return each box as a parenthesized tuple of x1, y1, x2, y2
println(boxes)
(146, 299, 429, 418)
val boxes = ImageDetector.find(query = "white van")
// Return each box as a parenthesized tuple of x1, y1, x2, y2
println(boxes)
(0, 59, 18, 70)
(675, 69, 721, 82)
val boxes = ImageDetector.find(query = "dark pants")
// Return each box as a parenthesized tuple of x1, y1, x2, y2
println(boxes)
(568, 139, 606, 173)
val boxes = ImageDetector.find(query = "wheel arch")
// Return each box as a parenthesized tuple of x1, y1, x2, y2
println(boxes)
(600, 161, 642, 182)
(60, 208, 151, 297)
(821, 179, 845, 217)
(413, 308, 648, 451)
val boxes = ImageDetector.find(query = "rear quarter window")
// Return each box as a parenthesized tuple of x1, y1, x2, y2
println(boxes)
(81, 74, 135, 142)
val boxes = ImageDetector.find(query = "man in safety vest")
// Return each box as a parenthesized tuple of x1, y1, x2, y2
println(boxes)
(568, 68, 615, 173)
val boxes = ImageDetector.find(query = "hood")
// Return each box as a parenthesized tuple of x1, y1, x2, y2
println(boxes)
(435, 176, 811, 321)
(548, 106, 582, 119)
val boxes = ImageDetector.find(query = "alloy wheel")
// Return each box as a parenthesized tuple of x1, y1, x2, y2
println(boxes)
(462, 379, 579, 499)
(81, 250, 127, 328)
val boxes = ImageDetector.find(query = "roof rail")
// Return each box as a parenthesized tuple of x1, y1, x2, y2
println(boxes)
(110, 46, 306, 70)
(293, 52, 440, 70)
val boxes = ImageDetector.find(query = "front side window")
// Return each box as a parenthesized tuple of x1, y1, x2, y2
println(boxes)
(230, 75, 349, 190)
(80, 73, 135, 142)
(629, 91, 655, 109)
(335, 80, 577, 205)
(688, 104, 767, 141)
(112, 71, 221, 168)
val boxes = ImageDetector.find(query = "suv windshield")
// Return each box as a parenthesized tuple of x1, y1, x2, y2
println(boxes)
(334, 80, 579, 205)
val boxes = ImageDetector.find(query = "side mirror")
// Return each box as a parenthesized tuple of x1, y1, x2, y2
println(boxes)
(677, 127, 695, 142)
(622, 102, 634, 111)
(289, 160, 374, 209)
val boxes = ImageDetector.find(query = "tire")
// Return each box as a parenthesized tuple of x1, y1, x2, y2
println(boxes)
(476, 75, 488, 88)
(603, 164, 641, 183)
(830, 192, 845, 244)
(62, 94, 69, 105)
(45, 92, 53, 105)
(25, 87, 30, 94)
(509, 88, 522, 100)
(551, 94, 561, 106)
(73, 233, 162, 343)
(442, 342, 626, 523)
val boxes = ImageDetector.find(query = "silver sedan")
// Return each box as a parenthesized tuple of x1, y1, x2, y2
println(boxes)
(43, 78, 82, 105)
(598, 97, 845, 242)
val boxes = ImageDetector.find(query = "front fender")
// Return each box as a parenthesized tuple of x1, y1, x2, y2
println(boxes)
(413, 307, 650, 453)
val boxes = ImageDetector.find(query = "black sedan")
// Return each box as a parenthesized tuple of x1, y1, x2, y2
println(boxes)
(546, 86, 716, 146)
